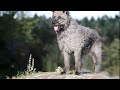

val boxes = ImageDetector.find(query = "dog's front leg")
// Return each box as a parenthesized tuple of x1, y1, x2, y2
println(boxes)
(74, 50, 82, 75)
(62, 51, 70, 74)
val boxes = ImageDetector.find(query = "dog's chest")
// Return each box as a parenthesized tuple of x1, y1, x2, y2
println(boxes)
(57, 33, 84, 53)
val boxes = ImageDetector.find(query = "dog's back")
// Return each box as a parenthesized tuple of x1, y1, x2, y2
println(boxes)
(57, 18, 101, 54)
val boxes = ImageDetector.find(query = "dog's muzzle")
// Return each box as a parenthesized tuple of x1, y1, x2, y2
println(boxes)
(52, 20, 64, 32)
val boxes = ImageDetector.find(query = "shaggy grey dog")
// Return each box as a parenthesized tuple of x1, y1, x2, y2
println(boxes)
(52, 11, 102, 74)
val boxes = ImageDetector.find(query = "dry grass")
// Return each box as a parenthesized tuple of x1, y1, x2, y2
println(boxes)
(27, 54, 36, 74)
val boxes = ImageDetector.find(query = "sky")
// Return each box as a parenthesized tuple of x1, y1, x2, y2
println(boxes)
(28, 11, 119, 20)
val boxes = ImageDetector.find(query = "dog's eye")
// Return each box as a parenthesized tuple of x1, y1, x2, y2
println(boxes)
(58, 16, 62, 19)
(53, 16, 55, 19)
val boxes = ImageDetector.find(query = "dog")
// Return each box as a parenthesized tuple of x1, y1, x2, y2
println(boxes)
(52, 11, 102, 74)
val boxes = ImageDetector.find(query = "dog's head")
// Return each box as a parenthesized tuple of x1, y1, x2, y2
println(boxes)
(52, 11, 70, 32)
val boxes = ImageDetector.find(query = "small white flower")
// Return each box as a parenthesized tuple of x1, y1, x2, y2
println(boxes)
(55, 66, 63, 73)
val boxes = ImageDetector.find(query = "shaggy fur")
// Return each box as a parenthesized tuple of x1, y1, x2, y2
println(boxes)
(52, 11, 102, 74)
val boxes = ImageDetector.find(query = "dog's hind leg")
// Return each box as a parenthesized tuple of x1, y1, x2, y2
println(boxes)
(90, 39, 102, 73)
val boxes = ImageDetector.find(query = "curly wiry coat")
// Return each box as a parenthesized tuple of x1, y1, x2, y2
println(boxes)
(52, 11, 102, 74)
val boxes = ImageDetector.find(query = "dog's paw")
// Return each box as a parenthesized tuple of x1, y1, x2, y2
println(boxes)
(75, 71, 81, 75)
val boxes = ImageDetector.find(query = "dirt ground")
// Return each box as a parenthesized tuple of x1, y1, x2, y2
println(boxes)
(12, 72, 117, 79)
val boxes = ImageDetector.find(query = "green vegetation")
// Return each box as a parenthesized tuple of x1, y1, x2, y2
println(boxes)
(0, 11, 119, 78)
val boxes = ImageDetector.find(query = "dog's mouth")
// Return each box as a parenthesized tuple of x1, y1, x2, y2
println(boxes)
(53, 24, 64, 32)
(52, 19, 65, 32)
(54, 25, 59, 32)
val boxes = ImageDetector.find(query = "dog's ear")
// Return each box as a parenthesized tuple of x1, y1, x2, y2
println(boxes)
(66, 11, 70, 15)
(63, 11, 69, 15)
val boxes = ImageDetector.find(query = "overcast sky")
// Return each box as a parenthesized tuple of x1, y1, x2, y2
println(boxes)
(28, 11, 119, 20)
